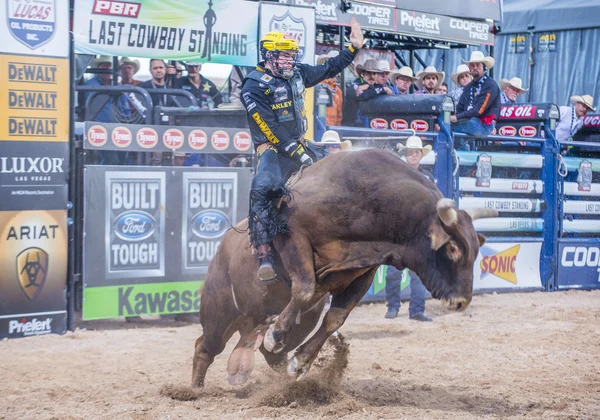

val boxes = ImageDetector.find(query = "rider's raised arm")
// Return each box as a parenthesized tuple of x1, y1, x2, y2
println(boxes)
(298, 47, 359, 89)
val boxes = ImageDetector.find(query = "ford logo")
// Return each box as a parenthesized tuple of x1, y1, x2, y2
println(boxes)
(191, 210, 229, 239)
(113, 211, 156, 241)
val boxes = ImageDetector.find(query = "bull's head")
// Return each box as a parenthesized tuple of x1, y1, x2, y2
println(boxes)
(419, 199, 497, 311)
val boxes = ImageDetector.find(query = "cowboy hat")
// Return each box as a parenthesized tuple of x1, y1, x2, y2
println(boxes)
(570, 95, 596, 111)
(313, 130, 352, 150)
(464, 51, 495, 69)
(119, 57, 140, 74)
(317, 50, 339, 65)
(416, 66, 445, 89)
(356, 59, 381, 74)
(90, 55, 112, 68)
(500, 77, 529, 93)
(376, 60, 391, 73)
(390, 66, 418, 83)
(396, 135, 432, 157)
(450, 64, 471, 85)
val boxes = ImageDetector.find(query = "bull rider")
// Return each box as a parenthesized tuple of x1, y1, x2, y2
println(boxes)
(241, 19, 364, 282)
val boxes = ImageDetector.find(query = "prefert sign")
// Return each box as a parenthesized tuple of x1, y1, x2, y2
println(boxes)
(92, 0, 141, 18)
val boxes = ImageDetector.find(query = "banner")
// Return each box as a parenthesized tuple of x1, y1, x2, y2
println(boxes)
(0, 0, 70, 57)
(73, 0, 259, 66)
(84, 122, 253, 154)
(83, 165, 252, 320)
(260, 3, 316, 65)
(0, 210, 67, 338)
(473, 242, 543, 290)
(0, 142, 68, 210)
(558, 241, 600, 288)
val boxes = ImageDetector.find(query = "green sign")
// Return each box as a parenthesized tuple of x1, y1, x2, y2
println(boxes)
(83, 281, 203, 320)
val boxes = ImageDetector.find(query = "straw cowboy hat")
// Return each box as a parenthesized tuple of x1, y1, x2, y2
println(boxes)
(317, 50, 339, 65)
(90, 55, 112, 68)
(450, 64, 470, 85)
(416, 66, 445, 89)
(390, 66, 418, 83)
(570, 95, 596, 111)
(313, 130, 352, 150)
(119, 57, 140, 74)
(500, 77, 529, 93)
(376, 60, 391, 73)
(356, 59, 381, 74)
(396, 135, 432, 157)
(464, 51, 495, 69)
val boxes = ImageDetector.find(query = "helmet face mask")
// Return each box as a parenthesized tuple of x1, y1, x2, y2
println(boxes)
(260, 32, 299, 80)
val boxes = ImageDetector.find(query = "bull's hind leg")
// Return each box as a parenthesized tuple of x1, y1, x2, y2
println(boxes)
(287, 268, 377, 380)
(264, 233, 319, 353)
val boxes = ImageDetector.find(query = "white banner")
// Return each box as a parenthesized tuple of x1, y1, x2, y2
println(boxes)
(473, 242, 543, 290)
(0, 0, 69, 57)
(564, 182, 600, 197)
(460, 197, 543, 213)
(563, 200, 600, 215)
(259, 3, 316, 65)
(473, 218, 544, 233)
(460, 178, 544, 194)
(563, 220, 600, 234)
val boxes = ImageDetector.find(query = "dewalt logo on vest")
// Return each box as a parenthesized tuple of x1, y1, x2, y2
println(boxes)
(479, 245, 520, 284)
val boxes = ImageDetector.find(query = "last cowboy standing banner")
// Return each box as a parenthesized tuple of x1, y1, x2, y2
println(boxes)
(73, 0, 260, 66)
(0, 0, 70, 339)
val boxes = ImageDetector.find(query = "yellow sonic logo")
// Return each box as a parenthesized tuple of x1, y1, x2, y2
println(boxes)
(479, 245, 520, 284)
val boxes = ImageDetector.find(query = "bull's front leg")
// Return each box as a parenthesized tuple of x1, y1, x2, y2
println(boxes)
(287, 267, 377, 380)
(263, 233, 317, 353)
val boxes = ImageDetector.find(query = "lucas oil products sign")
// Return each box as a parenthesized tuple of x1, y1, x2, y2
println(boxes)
(83, 166, 251, 320)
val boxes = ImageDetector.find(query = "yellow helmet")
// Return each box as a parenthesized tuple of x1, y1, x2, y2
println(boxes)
(260, 32, 299, 55)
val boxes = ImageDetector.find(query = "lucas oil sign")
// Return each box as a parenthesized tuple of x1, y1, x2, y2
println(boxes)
(183, 173, 237, 273)
(105, 171, 166, 279)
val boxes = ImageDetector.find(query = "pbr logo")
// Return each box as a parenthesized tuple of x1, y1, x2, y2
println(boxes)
(7, 0, 56, 49)
(88, 125, 108, 147)
(519, 125, 537, 137)
(233, 131, 251, 151)
(480, 245, 520, 284)
(16, 247, 48, 300)
(270, 11, 306, 61)
(112, 126, 132, 148)
(370, 118, 388, 129)
(183, 173, 237, 271)
(189, 129, 208, 150)
(211, 130, 230, 151)
(411, 119, 429, 132)
(390, 119, 409, 130)
(106, 172, 165, 278)
(136, 127, 158, 149)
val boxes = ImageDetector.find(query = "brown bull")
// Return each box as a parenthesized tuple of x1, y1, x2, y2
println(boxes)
(192, 148, 496, 387)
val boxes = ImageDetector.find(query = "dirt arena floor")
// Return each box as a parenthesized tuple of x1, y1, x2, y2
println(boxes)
(1, 290, 599, 419)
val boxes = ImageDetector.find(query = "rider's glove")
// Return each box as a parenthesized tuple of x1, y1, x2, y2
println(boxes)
(286, 142, 313, 166)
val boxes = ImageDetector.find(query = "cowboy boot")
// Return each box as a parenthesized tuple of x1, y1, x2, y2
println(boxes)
(257, 244, 277, 282)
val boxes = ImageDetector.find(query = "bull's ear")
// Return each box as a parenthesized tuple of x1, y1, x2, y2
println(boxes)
(430, 222, 451, 250)
(445, 240, 463, 261)
(477, 233, 486, 246)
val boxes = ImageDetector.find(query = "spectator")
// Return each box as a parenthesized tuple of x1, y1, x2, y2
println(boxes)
(313, 130, 352, 154)
(374, 60, 393, 94)
(139, 59, 176, 107)
(84, 55, 130, 124)
(342, 59, 377, 125)
(357, 59, 390, 101)
(450, 51, 500, 139)
(556, 95, 596, 141)
(119, 57, 141, 86)
(450, 64, 472, 103)
(385, 136, 434, 322)
(176, 62, 222, 109)
(415, 66, 445, 94)
(435, 82, 449, 95)
(500, 77, 528, 104)
(317, 51, 344, 126)
(390, 66, 417, 95)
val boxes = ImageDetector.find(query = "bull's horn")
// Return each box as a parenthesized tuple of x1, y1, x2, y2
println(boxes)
(437, 198, 458, 227)
(464, 208, 499, 221)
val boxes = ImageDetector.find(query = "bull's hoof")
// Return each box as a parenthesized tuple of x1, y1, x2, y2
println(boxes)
(228, 373, 250, 386)
(287, 355, 310, 381)
(263, 324, 285, 354)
